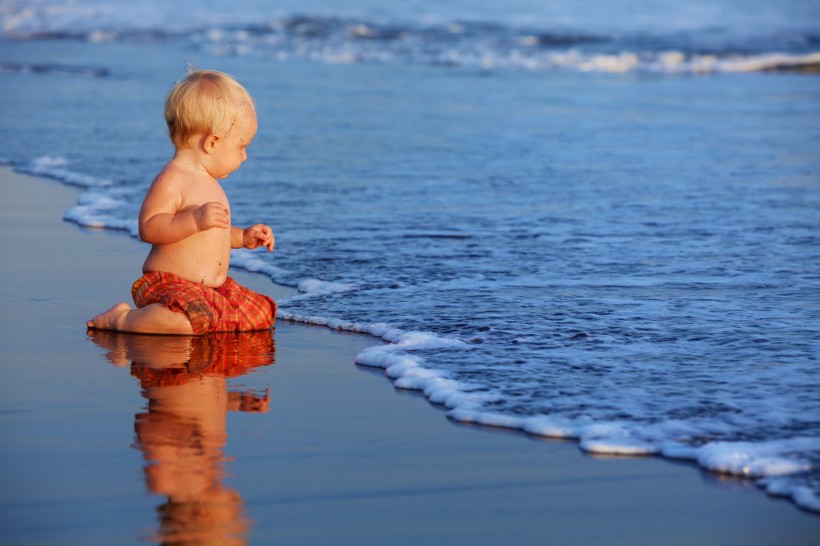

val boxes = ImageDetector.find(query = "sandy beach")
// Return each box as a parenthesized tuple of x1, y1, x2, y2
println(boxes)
(0, 165, 818, 545)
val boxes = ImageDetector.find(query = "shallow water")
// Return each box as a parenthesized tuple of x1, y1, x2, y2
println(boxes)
(1, 0, 819, 513)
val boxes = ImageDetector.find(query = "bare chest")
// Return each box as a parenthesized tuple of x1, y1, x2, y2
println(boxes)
(180, 183, 230, 213)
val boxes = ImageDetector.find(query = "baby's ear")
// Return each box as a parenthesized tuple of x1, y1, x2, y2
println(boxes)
(203, 133, 220, 154)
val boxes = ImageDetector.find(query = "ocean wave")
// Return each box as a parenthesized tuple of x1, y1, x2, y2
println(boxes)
(187, 16, 820, 74)
(13, 156, 139, 232)
(447, 408, 820, 512)
(14, 106, 820, 516)
(276, 292, 820, 513)
(240, 244, 820, 515)
(0, 62, 110, 77)
(13, 150, 820, 514)
(2, 5, 818, 75)
(17, 156, 113, 188)
(236, 252, 820, 514)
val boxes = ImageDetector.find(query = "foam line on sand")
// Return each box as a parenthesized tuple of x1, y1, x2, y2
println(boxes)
(1, 167, 818, 544)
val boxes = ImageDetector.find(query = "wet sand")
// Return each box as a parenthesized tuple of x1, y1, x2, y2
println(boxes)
(0, 167, 818, 545)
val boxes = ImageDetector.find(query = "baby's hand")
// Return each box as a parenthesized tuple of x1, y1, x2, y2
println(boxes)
(194, 202, 231, 231)
(243, 224, 275, 251)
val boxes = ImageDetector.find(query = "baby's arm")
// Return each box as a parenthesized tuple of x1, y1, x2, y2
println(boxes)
(232, 224, 274, 251)
(139, 175, 230, 244)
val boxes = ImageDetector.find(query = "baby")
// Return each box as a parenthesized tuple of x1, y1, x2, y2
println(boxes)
(88, 69, 276, 335)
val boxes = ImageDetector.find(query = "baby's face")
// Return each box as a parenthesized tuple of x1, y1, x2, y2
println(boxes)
(210, 102, 257, 179)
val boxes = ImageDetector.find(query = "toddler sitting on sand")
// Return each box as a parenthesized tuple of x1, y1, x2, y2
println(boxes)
(88, 69, 276, 335)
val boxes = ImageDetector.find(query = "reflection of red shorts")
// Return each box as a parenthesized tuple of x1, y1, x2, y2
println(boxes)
(132, 271, 276, 335)
(131, 330, 276, 388)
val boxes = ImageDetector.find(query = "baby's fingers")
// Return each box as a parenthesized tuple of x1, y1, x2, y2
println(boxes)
(247, 224, 274, 251)
(195, 202, 231, 230)
(256, 227, 275, 251)
(263, 234, 274, 251)
(206, 215, 231, 230)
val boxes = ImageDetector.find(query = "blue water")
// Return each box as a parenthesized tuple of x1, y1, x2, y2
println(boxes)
(1, 0, 819, 513)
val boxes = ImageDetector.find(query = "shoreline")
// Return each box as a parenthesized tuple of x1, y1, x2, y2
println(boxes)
(1, 166, 819, 544)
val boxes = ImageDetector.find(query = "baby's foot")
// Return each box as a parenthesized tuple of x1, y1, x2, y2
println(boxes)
(86, 329, 130, 366)
(87, 302, 132, 330)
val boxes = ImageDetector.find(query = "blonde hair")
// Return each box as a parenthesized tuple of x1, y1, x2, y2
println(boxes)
(164, 69, 255, 149)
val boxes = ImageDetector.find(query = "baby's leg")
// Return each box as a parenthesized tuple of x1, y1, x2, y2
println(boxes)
(87, 303, 194, 335)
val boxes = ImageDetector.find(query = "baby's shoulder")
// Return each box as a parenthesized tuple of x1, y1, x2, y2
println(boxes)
(142, 163, 196, 210)
(152, 160, 189, 187)
(142, 161, 170, 188)
(146, 161, 225, 208)
(148, 161, 202, 195)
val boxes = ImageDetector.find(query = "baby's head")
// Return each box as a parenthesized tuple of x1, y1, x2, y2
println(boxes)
(164, 69, 255, 149)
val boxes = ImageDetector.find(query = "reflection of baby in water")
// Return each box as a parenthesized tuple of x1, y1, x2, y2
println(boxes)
(89, 330, 275, 546)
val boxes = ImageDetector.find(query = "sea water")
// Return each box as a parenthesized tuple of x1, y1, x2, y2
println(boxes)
(1, 0, 819, 513)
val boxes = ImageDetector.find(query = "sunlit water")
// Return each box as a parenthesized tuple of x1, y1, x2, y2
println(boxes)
(1, 0, 819, 512)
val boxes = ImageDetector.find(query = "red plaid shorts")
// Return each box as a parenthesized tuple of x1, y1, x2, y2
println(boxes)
(132, 271, 276, 335)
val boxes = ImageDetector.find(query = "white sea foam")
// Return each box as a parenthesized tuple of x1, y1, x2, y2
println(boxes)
(14, 156, 139, 232)
(19, 156, 113, 188)
(63, 190, 137, 233)
(260, 226, 820, 516)
(194, 26, 820, 75)
(786, 484, 820, 513)
(691, 439, 820, 511)
(230, 249, 293, 285)
(20, 153, 819, 513)
(24, 178, 820, 514)
(675, 51, 820, 74)
(297, 278, 355, 296)
(196, 255, 820, 513)
(2, 3, 817, 75)
(444, 399, 820, 511)
(447, 409, 527, 430)
(342, 314, 820, 513)
(347, 326, 487, 410)
(695, 439, 817, 478)
(9, 2, 819, 515)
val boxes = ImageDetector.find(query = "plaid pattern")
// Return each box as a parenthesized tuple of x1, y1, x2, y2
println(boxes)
(131, 330, 276, 388)
(132, 271, 276, 335)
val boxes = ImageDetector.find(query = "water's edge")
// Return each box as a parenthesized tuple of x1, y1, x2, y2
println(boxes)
(12, 161, 818, 516)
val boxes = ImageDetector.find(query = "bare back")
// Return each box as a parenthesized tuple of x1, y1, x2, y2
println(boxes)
(140, 161, 232, 288)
